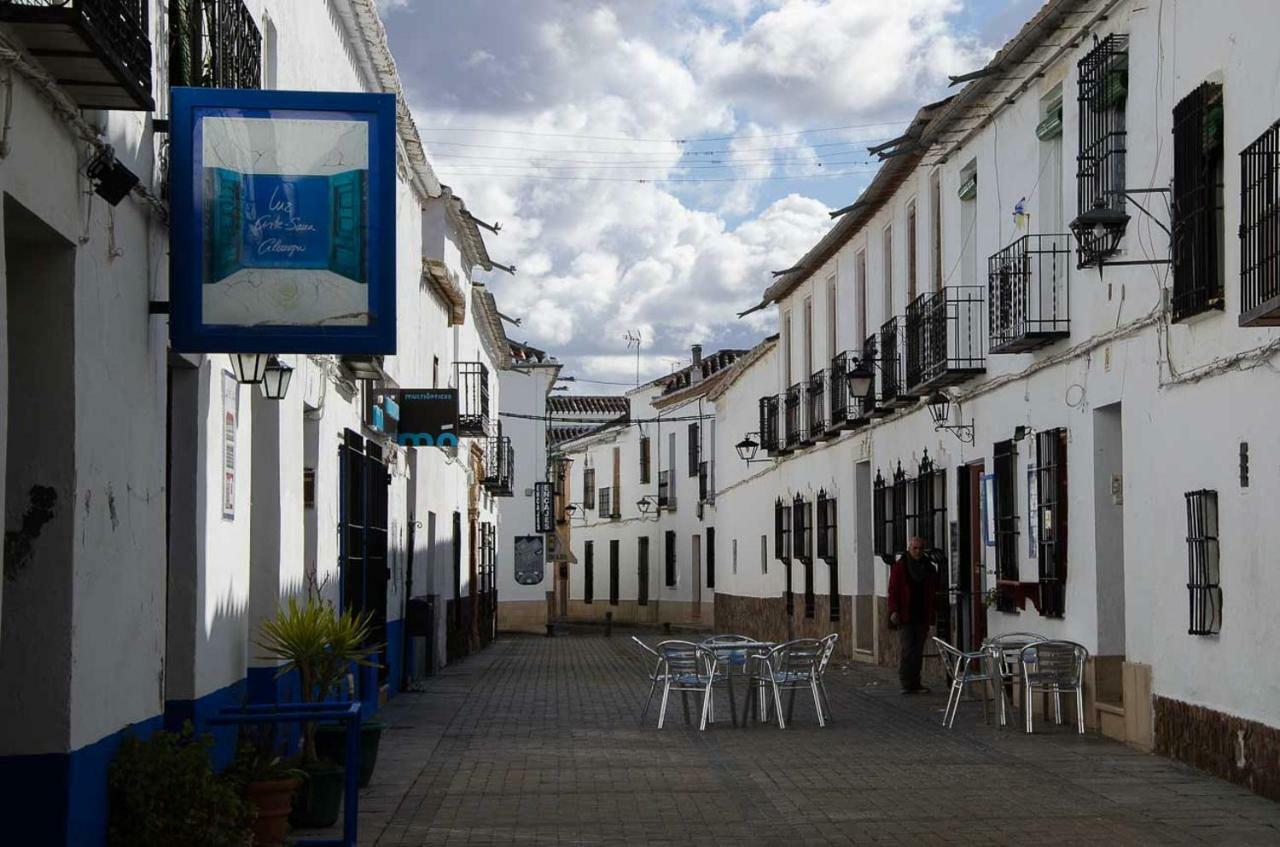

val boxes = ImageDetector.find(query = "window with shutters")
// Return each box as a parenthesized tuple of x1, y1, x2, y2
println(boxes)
(993, 439, 1020, 612)
(583, 467, 595, 510)
(775, 498, 793, 615)
(816, 491, 839, 622)
(598, 487, 611, 519)
(583, 541, 594, 604)
(873, 469, 889, 559)
(1184, 490, 1221, 635)
(688, 423, 700, 477)
(639, 435, 651, 484)
(891, 462, 910, 556)
(638, 536, 650, 606)
(793, 496, 813, 618)
(706, 527, 716, 589)
(1034, 429, 1068, 617)
(609, 540, 620, 605)
(914, 451, 947, 550)
(1172, 82, 1225, 321)
(664, 530, 677, 587)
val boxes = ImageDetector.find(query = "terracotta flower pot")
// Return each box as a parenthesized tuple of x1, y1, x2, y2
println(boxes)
(245, 777, 301, 847)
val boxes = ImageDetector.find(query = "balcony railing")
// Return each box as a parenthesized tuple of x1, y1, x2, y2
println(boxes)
(904, 286, 986, 392)
(783, 382, 804, 450)
(758, 395, 780, 454)
(483, 434, 514, 497)
(878, 317, 916, 408)
(828, 353, 851, 430)
(806, 371, 827, 442)
(988, 234, 1071, 353)
(455, 361, 490, 437)
(1, 0, 153, 110)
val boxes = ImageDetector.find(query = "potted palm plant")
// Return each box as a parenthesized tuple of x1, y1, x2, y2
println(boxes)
(224, 726, 305, 847)
(255, 594, 382, 828)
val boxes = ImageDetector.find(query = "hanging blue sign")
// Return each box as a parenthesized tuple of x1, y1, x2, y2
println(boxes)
(169, 88, 397, 354)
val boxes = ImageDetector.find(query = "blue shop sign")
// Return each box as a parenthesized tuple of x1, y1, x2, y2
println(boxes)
(396, 389, 459, 448)
(169, 88, 397, 354)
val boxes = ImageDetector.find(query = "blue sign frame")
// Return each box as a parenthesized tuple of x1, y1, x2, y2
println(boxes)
(170, 87, 397, 354)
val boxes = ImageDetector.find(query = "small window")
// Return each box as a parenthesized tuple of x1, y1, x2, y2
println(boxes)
(598, 487, 611, 518)
(583, 467, 595, 510)
(664, 530, 677, 587)
(760, 534, 768, 575)
(732, 538, 738, 575)
(1185, 490, 1222, 635)
(583, 541, 594, 604)
(687, 422, 700, 478)
(639, 435, 651, 484)
(706, 527, 715, 589)
(303, 468, 316, 508)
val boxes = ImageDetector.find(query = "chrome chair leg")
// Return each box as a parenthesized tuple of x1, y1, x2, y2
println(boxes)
(657, 678, 671, 729)
(771, 679, 786, 729)
(1076, 689, 1086, 735)
(639, 677, 659, 726)
(810, 678, 826, 728)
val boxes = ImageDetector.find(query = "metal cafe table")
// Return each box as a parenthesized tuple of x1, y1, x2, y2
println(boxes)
(698, 637, 775, 728)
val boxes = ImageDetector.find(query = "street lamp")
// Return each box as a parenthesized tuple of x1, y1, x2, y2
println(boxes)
(735, 433, 771, 466)
(926, 391, 974, 444)
(259, 356, 294, 400)
(229, 352, 270, 384)
(845, 355, 874, 397)
(636, 496, 656, 515)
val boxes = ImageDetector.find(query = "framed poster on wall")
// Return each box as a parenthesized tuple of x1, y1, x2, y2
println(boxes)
(221, 370, 238, 520)
(169, 88, 397, 354)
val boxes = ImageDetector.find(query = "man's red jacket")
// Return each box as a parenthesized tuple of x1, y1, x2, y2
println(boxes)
(887, 556, 938, 627)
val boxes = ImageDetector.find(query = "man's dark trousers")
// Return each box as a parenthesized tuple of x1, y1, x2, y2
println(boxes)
(898, 623, 929, 690)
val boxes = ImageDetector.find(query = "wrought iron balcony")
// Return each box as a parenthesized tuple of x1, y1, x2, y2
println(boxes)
(0, 0, 153, 110)
(483, 434, 514, 497)
(783, 382, 805, 451)
(170, 0, 263, 90)
(988, 234, 1071, 353)
(877, 317, 917, 408)
(454, 361, 490, 437)
(806, 371, 828, 442)
(904, 287, 985, 392)
(862, 334, 891, 419)
(758, 395, 780, 454)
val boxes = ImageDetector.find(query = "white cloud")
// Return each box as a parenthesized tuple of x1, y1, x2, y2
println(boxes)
(389, 0, 992, 385)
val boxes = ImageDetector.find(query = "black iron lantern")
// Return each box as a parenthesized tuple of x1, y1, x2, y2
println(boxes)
(927, 392, 951, 427)
(229, 353, 270, 384)
(735, 435, 759, 462)
(563, 503, 578, 518)
(259, 356, 294, 400)
(846, 356, 874, 397)
(637, 496, 654, 515)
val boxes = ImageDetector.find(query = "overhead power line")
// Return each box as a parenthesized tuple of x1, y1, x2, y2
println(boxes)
(421, 117, 916, 144)
(424, 136, 900, 156)
(429, 151, 880, 167)
(434, 169, 879, 183)
(437, 158, 876, 172)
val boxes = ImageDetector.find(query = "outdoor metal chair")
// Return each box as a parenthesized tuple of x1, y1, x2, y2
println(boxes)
(815, 633, 839, 722)
(748, 638, 826, 729)
(631, 636, 665, 726)
(1020, 640, 1089, 735)
(985, 632, 1048, 726)
(933, 636, 992, 729)
(654, 640, 718, 730)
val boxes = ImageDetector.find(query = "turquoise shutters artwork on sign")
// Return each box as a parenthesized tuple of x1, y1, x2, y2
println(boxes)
(170, 88, 395, 354)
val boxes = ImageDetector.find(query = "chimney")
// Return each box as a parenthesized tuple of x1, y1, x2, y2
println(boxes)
(691, 344, 703, 365)
(690, 344, 704, 384)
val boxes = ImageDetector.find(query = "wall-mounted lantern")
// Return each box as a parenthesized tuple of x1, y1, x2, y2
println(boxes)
(735, 433, 771, 465)
(845, 355, 874, 397)
(229, 352, 270, 384)
(259, 356, 294, 400)
(926, 391, 974, 444)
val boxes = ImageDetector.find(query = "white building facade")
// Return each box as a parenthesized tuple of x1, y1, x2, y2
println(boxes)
(0, 1, 513, 843)
(715, 0, 1280, 800)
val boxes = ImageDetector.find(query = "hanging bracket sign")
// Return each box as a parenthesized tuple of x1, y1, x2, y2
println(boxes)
(169, 87, 397, 354)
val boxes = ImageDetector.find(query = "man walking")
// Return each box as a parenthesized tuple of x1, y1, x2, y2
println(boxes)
(888, 536, 937, 694)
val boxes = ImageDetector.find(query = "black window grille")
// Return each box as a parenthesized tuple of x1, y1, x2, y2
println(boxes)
(583, 541, 594, 604)
(698, 461, 709, 503)
(816, 491, 839, 622)
(657, 469, 675, 511)
(878, 318, 903, 405)
(1172, 82, 1225, 321)
(688, 423, 700, 477)
(1240, 119, 1280, 326)
(598, 486, 611, 518)
(774, 497, 791, 562)
(993, 439, 1020, 612)
(891, 462, 910, 556)
(1074, 34, 1129, 267)
(609, 540, 620, 606)
(639, 436, 651, 484)
(664, 530, 677, 587)
(914, 451, 947, 550)
(829, 353, 850, 427)
(873, 469, 889, 559)
(534, 481, 554, 533)
(1185, 490, 1222, 635)
(1035, 429, 1068, 618)
(171, 0, 262, 90)
(638, 537, 650, 606)
(904, 287, 986, 391)
(758, 395, 779, 453)
(794, 495, 814, 618)
(583, 468, 596, 510)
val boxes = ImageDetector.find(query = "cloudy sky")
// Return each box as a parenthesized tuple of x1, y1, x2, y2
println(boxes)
(380, 0, 1040, 390)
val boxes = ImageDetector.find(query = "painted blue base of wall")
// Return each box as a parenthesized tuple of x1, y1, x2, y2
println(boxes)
(164, 677, 248, 770)
(385, 616, 404, 700)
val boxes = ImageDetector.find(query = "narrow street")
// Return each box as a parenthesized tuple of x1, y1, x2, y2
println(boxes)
(341, 635, 1280, 846)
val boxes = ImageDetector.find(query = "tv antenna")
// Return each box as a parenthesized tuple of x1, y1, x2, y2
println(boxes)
(624, 330, 642, 386)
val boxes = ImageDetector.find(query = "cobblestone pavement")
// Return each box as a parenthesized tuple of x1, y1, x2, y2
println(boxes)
(339, 634, 1280, 846)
